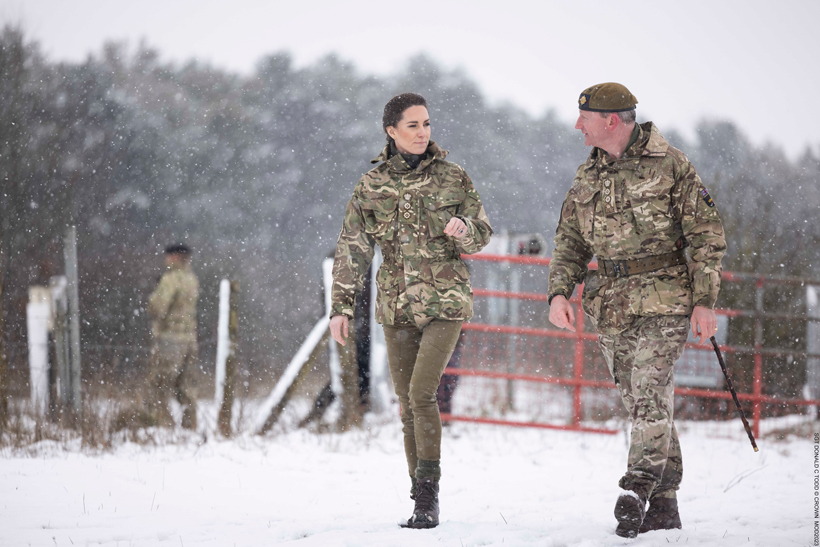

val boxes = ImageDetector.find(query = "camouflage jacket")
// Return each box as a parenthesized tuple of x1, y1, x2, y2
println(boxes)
(148, 262, 199, 342)
(548, 122, 726, 334)
(331, 141, 493, 328)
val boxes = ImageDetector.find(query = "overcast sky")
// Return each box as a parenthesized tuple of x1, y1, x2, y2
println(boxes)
(4, 0, 819, 158)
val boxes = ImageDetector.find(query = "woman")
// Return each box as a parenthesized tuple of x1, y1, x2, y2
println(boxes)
(329, 92, 493, 528)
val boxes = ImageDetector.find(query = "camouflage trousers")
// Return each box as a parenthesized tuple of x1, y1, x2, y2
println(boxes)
(384, 318, 462, 480)
(147, 338, 198, 430)
(598, 314, 689, 501)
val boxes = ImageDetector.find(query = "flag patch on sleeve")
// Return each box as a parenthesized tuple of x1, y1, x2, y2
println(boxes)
(700, 188, 715, 208)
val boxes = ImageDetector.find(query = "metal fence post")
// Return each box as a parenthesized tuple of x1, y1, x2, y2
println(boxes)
(753, 277, 764, 439)
(64, 226, 82, 418)
(572, 295, 585, 427)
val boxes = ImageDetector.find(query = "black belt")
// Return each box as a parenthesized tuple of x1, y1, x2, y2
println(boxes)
(597, 248, 687, 278)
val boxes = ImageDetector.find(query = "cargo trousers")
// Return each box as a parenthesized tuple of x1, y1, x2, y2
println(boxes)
(147, 338, 198, 430)
(384, 318, 463, 480)
(598, 314, 689, 501)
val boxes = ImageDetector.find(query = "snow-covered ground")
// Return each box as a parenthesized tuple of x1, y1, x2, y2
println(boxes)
(0, 409, 813, 547)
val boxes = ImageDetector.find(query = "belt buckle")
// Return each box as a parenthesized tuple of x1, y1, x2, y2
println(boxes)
(613, 260, 629, 277)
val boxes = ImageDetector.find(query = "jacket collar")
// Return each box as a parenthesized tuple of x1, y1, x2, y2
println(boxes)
(582, 121, 669, 171)
(370, 141, 448, 172)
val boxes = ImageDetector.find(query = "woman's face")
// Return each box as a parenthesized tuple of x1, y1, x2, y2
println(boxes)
(386, 105, 430, 155)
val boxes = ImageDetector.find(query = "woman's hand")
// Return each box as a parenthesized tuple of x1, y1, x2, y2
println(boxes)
(330, 315, 349, 346)
(444, 217, 468, 239)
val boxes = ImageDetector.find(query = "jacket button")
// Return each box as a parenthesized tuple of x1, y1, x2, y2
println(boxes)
(605, 196, 611, 203)
(404, 203, 411, 209)
(404, 211, 411, 219)
(604, 180, 611, 186)
(404, 193, 411, 200)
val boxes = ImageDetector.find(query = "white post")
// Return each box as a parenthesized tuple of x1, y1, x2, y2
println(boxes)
(27, 287, 52, 414)
(214, 279, 231, 402)
(254, 315, 330, 433)
(367, 249, 392, 414)
(323, 258, 342, 397)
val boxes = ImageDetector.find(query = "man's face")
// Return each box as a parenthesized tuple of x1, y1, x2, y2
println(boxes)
(575, 110, 610, 148)
(165, 253, 184, 267)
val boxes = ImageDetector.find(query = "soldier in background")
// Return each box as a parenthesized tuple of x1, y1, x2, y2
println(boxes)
(548, 83, 726, 537)
(147, 243, 200, 430)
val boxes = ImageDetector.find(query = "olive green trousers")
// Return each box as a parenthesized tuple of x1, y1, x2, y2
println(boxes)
(384, 319, 463, 479)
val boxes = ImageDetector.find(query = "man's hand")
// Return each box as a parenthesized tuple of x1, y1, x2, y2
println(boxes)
(548, 295, 576, 332)
(690, 305, 717, 345)
(330, 315, 349, 346)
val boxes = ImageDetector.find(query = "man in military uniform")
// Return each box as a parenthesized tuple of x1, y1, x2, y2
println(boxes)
(548, 83, 726, 538)
(147, 243, 200, 430)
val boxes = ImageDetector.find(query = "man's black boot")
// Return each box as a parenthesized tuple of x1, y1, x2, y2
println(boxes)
(403, 478, 439, 529)
(614, 489, 647, 538)
(639, 497, 681, 533)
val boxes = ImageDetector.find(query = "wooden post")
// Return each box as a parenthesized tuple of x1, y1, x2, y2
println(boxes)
(217, 281, 239, 437)
(0, 221, 7, 427)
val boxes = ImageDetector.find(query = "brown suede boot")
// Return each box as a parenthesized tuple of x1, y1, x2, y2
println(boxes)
(639, 497, 682, 533)
(402, 478, 439, 529)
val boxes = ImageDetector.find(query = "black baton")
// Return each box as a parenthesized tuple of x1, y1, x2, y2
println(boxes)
(710, 336, 759, 452)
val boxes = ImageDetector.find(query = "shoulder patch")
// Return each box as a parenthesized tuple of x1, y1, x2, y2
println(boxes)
(700, 187, 715, 208)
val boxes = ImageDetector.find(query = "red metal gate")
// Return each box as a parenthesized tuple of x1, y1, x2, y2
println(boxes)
(441, 253, 820, 438)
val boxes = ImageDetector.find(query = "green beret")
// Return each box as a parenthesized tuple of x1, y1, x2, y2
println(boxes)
(578, 82, 638, 112)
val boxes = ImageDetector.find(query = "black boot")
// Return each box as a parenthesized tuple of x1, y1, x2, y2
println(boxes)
(403, 478, 439, 529)
(639, 497, 681, 533)
(614, 489, 647, 538)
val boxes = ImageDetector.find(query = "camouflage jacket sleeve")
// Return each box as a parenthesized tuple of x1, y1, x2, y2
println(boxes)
(671, 153, 726, 309)
(148, 273, 176, 323)
(330, 182, 376, 319)
(455, 169, 493, 254)
(549, 176, 595, 301)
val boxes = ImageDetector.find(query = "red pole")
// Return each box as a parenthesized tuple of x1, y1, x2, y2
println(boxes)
(752, 278, 764, 439)
(572, 293, 585, 427)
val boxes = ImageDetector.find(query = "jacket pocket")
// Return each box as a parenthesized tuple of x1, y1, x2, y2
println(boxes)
(375, 264, 401, 324)
(641, 272, 693, 315)
(424, 191, 464, 238)
(572, 186, 599, 242)
(627, 174, 674, 235)
(581, 270, 604, 326)
(362, 200, 397, 240)
(430, 260, 472, 319)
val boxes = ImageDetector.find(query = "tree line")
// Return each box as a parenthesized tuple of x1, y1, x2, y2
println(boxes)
(1, 26, 817, 401)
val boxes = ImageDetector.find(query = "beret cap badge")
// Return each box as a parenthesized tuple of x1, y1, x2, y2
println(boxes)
(577, 82, 637, 112)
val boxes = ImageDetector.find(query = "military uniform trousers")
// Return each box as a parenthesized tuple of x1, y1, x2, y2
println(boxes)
(384, 318, 463, 479)
(598, 314, 688, 501)
(147, 338, 198, 429)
